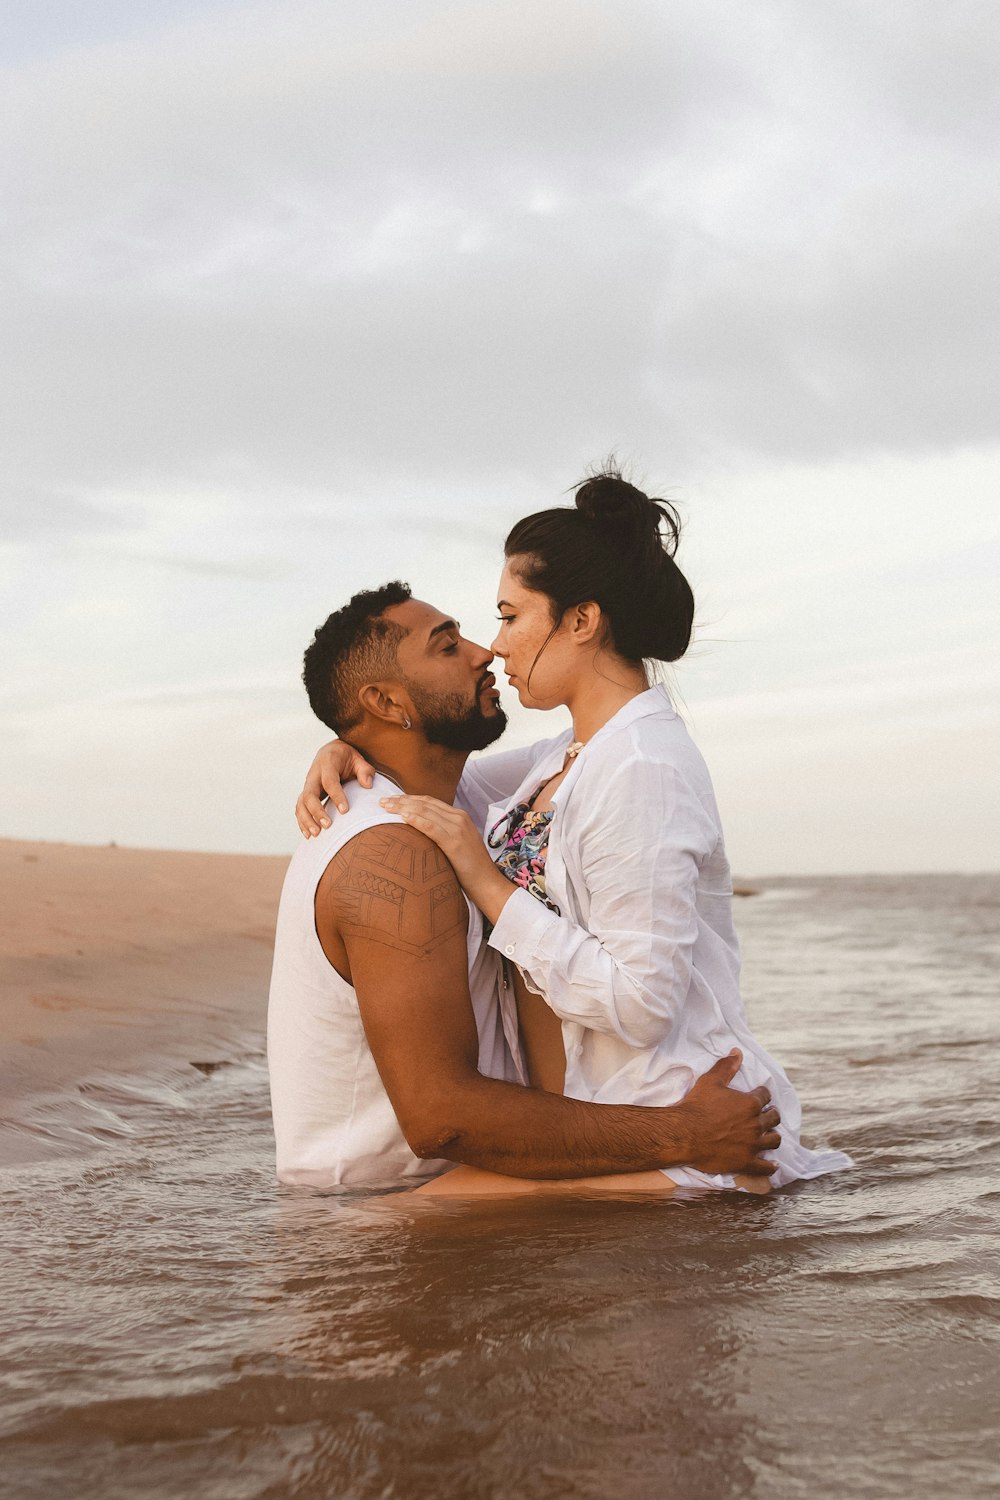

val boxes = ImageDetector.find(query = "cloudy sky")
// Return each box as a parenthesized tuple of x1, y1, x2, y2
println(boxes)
(3, 0, 997, 873)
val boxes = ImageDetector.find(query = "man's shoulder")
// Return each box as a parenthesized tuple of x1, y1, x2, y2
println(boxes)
(321, 820, 469, 959)
(284, 775, 409, 873)
(326, 819, 455, 892)
(321, 774, 457, 884)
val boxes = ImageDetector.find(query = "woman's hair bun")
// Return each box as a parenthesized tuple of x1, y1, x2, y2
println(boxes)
(504, 461, 694, 665)
(574, 472, 681, 557)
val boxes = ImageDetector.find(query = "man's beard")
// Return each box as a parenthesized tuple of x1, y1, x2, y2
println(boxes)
(412, 684, 508, 753)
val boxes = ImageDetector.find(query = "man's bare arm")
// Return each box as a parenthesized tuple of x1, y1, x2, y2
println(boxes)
(317, 825, 779, 1180)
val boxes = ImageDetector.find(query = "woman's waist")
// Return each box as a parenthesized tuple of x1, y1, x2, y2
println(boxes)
(562, 1024, 784, 1107)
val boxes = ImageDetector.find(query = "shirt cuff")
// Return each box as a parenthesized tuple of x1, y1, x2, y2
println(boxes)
(487, 885, 561, 962)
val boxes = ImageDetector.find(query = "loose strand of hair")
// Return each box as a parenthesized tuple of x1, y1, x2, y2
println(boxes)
(524, 617, 564, 698)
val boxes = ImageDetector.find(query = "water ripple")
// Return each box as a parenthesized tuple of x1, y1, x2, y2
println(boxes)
(2, 876, 998, 1498)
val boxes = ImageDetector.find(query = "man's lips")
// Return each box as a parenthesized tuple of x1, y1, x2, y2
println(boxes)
(479, 672, 501, 700)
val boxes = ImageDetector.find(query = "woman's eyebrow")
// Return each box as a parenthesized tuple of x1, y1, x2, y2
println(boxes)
(496, 599, 514, 610)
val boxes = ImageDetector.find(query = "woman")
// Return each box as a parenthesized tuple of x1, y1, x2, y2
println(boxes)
(298, 471, 852, 1194)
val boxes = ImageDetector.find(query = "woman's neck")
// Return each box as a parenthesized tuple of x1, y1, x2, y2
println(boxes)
(566, 657, 649, 748)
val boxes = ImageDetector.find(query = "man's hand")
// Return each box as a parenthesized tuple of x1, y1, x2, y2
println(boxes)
(296, 739, 377, 834)
(678, 1050, 781, 1177)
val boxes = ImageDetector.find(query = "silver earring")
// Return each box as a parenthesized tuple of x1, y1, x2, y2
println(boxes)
(403, 716, 412, 730)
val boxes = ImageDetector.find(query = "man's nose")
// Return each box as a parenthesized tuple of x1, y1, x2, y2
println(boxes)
(469, 640, 494, 669)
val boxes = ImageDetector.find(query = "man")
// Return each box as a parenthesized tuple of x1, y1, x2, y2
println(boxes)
(268, 581, 780, 1190)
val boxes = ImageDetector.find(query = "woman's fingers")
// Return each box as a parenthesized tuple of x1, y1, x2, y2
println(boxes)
(295, 740, 374, 834)
(382, 795, 446, 829)
(391, 802, 432, 830)
(380, 795, 461, 851)
(381, 795, 445, 816)
(352, 753, 376, 789)
(318, 770, 349, 816)
(296, 774, 434, 839)
(295, 791, 330, 838)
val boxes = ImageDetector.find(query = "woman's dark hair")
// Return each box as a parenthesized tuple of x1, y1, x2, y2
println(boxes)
(505, 468, 694, 664)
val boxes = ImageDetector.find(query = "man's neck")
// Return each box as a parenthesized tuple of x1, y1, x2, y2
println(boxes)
(349, 736, 468, 805)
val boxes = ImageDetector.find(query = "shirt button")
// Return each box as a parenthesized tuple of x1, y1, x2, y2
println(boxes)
(504, 944, 517, 956)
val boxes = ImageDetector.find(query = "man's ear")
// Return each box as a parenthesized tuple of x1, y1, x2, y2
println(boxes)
(358, 682, 411, 729)
(568, 600, 604, 646)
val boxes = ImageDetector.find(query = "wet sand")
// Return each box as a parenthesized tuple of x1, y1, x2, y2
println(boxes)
(0, 838, 287, 1165)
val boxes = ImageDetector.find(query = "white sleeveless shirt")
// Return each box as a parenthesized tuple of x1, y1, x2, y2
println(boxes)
(267, 774, 523, 1189)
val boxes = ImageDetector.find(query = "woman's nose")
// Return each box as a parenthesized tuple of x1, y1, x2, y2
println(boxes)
(490, 633, 505, 658)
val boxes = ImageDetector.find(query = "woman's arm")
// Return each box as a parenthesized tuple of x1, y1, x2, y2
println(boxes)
(295, 740, 377, 835)
(486, 755, 717, 1047)
(383, 754, 718, 1050)
(298, 734, 565, 838)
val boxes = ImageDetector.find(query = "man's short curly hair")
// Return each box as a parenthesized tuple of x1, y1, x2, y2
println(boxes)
(302, 581, 412, 734)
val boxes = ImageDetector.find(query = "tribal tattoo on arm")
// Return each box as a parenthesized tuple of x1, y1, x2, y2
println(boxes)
(326, 825, 468, 957)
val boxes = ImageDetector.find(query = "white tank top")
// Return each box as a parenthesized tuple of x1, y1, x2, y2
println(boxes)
(267, 774, 523, 1189)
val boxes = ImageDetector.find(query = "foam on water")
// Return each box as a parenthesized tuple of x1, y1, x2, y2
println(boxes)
(2, 876, 998, 1498)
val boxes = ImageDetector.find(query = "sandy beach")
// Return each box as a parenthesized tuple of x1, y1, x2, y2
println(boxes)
(0, 838, 287, 1166)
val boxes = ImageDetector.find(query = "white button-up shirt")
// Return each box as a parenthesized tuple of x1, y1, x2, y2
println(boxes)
(462, 687, 852, 1189)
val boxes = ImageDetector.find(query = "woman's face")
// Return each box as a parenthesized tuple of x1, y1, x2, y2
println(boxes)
(491, 558, 575, 710)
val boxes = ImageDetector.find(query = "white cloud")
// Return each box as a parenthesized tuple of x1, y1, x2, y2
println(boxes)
(1, 2, 998, 869)
(5, 0, 997, 491)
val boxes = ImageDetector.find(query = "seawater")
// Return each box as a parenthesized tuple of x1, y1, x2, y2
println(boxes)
(2, 875, 998, 1499)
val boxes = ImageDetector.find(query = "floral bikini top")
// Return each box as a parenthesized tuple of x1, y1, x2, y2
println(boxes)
(487, 786, 560, 916)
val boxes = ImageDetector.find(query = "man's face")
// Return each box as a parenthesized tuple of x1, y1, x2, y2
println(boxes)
(385, 599, 508, 752)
